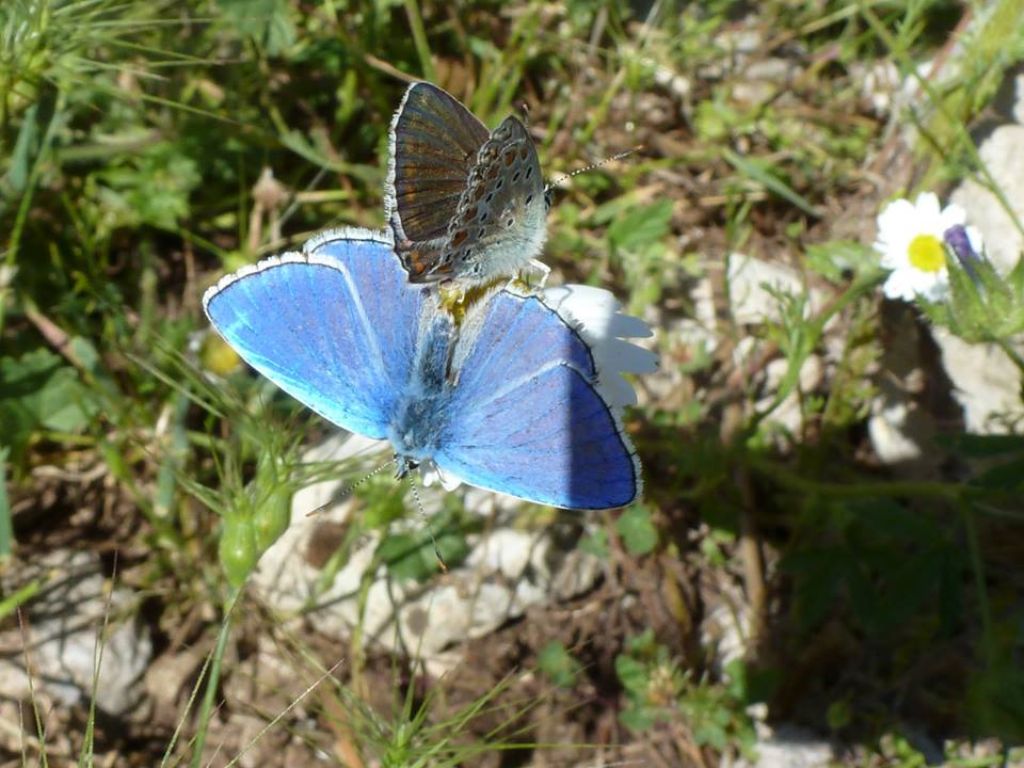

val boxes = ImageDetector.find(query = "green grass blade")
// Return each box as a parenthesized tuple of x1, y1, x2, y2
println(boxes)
(722, 147, 822, 218)
(0, 447, 11, 562)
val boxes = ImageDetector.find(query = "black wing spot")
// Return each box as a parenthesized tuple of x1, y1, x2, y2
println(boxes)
(506, 218, 515, 227)
(525, 166, 533, 179)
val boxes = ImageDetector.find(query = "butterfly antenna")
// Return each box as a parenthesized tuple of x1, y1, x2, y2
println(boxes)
(304, 458, 395, 517)
(517, 100, 531, 126)
(546, 146, 643, 190)
(407, 477, 449, 573)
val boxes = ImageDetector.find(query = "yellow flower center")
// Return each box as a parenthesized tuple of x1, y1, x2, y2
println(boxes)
(907, 234, 945, 273)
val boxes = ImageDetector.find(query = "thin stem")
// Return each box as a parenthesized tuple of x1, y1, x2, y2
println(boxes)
(0, 448, 12, 562)
(996, 338, 1024, 376)
(748, 456, 963, 501)
(403, 0, 436, 83)
(190, 588, 239, 768)
(959, 501, 995, 667)
(2, 89, 65, 338)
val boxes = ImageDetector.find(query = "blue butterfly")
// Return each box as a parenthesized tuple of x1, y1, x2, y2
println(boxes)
(202, 228, 640, 510)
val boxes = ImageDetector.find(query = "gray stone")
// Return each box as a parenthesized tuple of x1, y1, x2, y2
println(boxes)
(251, 433, 604, 675)
(0, 550, 152, 716)
(942, 110, 1024, 433)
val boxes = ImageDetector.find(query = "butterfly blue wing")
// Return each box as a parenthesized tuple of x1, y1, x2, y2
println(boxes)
(436, 292, 640, 510)
(202, 228, 425, 439)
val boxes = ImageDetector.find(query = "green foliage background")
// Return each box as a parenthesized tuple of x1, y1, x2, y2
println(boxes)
(3, 0, 1024, 765)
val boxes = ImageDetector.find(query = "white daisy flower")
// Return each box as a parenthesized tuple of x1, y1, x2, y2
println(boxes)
(874, 192, 967, 301)
(542, 284, 658, 411)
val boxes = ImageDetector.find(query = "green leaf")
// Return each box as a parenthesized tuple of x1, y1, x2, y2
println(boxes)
(616, 505, 658, 556)
(722, 148, 821, 218)
(278, 129, 377, 181)
(4, 101, 40, 196)
(358, 482, 408, 529)
(578, 527, 609, 558)
(946, 433, 1024, 459)
(615, 652, 651, 698)
(94, 143, 201, 231)
(0, 349, 100, 465)
(37, 366, 97, 432)
(216, 0, 296, 55)
(536, 641, 582, 689)
(376, 515, 468, 583)
(967, 658, 1024, 743)
(606, 199, 673, 252)
(805, 240, 881, 283)
(619, 703, 659, 732)
(376, 531, 435, 582)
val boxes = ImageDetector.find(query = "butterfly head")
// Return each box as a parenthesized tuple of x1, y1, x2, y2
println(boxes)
(394, 455, 419, 480)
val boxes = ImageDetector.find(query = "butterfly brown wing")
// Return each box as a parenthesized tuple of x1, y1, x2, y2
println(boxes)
(387, 83, 490, 267)
(414, 116, 547, 285)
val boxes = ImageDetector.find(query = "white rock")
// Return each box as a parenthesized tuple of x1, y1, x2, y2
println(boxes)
(251, 433, 604, 675)
(941, 115, 1024, 433)
(1014, 70, 1024, 124)
(745, 724, 833, 768)
(727, 254, 827, 326)
(732, 58, 798, 105)
(701, 599, 753, 679)
(869, 396, 927, 463)
(0, 550, 152, 716)
(950, 124, 1024, 273)
(933, 327, 1024, 433)
(756, 354, 825, 438)
(867, 305, 936, 466)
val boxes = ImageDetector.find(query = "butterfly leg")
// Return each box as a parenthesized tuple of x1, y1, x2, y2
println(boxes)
(523, 258, 551, 289)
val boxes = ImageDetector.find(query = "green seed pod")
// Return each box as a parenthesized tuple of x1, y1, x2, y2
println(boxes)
(219, 512, 257, 588)
(253, 485, 292, 553)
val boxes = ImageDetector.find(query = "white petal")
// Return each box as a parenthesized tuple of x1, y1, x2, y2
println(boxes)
(938, 203, 967, 231)
(878, 198, 917, 229)
(882, 270, 918, 301)
(420, 461, 461, 491)
(914, 192, 941, 222)
(542, 284, 657, 411)
(965, 225, 985, 255)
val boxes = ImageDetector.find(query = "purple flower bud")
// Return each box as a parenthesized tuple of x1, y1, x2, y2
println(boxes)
(944, 224, 981, 283)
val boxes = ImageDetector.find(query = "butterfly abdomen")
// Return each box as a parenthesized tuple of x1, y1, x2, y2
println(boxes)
(388, 307, 456, 463)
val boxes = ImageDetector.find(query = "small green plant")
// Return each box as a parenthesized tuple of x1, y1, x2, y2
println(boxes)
(537, 641, 583, 689)
(615, 629, 756, 758)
